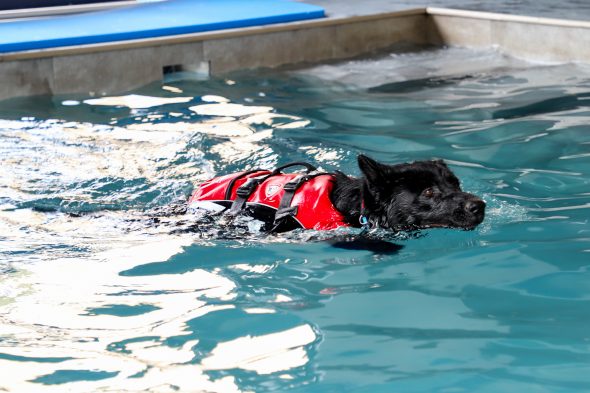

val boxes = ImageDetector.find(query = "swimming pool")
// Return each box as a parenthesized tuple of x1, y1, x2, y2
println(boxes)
(1, 47, 589, 392)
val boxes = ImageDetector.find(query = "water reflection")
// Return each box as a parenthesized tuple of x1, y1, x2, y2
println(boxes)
(1, 237, 238, 391)
(202, 324, 316, 374)
(0, 94, 321, 391)
(84, 94, 193, 109)
(0, 236, 321, 391)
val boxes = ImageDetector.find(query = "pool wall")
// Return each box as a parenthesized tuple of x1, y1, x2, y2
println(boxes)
(1, 7, 590, 100)
(428, 8, 590, 63)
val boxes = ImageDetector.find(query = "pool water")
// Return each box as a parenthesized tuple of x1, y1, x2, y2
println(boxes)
(1, 47, 589, 392)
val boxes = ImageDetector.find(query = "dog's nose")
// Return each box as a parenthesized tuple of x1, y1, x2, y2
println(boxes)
(465, 199, 485, 215)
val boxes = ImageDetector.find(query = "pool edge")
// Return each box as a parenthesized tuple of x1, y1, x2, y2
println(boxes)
(2, 7, 590, 100)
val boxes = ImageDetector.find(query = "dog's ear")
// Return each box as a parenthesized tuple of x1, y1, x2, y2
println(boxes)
(358, 155, 393, 186)
(433, 159, 448, 168)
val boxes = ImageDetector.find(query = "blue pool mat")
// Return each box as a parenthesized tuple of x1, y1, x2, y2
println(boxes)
(0, 0, 325, 53)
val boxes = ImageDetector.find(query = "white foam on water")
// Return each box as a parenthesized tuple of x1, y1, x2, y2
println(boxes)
(477, 194, 531, 234)
(294, 47, 532, 88)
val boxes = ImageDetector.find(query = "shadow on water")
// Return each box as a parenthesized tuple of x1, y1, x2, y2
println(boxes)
(368, 75, 475, 94)
(492, 92, 590, 119)
(327, 236, 404, 254)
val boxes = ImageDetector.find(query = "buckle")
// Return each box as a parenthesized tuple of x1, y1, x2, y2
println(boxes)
(283, 181, 299, 192)
(236, 178, 260, 197)
(283, 176, 308, 192)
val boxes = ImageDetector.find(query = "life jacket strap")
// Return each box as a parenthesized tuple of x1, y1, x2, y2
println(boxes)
(273, 176, 305, 222)
(228, 177, 264, 216)
(272, 172, 331, 231)
(225, 169, 266, 200)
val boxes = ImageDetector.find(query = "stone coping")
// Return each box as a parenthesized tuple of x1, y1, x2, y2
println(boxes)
(428, 7, 590, 29)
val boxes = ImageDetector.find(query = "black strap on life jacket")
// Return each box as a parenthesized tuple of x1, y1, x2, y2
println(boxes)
(271, 171, 335, 232)
(227, 170, 266, 216)
(225, 169, 266, 200)
(228, 162, 317, 217)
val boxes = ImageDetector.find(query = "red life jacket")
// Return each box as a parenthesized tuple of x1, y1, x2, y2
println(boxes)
(188, 169, 349, 231)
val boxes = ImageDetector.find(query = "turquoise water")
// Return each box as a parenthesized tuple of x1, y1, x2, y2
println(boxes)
(1, 48, 589, 392)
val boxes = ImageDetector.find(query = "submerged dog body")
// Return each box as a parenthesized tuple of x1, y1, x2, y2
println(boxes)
(188, 155, 485, 232)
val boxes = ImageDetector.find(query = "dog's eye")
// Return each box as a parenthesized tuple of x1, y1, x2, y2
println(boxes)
(423, 188, 434, 198)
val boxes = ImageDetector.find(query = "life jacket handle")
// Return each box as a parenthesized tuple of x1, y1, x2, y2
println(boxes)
(269, 162, 317, 176)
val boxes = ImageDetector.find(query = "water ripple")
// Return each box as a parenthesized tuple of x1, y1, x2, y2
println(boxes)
(1, 48, 590, 392)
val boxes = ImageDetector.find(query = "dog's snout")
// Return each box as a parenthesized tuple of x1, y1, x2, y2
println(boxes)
(465, 199, 485, 215)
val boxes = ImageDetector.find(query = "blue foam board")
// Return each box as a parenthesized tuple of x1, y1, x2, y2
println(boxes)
(0, 0, 325, 53)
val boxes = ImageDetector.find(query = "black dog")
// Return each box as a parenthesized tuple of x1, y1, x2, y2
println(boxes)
(188, 155, 485, 233)
(332, 155, 485, 231)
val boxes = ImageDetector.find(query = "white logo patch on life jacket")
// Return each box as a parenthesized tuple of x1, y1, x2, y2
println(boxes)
(266, 184, 281, 198)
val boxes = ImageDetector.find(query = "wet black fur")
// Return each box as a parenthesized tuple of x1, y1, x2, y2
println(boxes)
(330, 155, 485, 230)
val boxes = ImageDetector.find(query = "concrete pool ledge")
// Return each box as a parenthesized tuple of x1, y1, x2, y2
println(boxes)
(427, 7, 590, 63)
(2, 7, 590, 100)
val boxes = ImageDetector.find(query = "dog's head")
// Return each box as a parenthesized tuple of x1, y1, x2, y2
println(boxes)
(358, 155, 485, 230)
